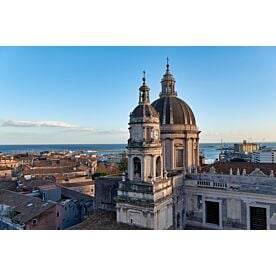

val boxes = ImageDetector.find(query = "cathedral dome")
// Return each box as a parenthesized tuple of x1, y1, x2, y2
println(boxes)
(151, 61, 196, 126)
(152, 96, 196, 125)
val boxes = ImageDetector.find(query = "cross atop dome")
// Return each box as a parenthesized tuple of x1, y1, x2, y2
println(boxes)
(142, 70, 146, 84)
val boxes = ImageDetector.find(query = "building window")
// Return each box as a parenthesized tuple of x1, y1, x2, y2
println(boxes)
(205, 201, 220, 225)
(133, 157, 141, 179)
(176, 149, 184, 168)
(57, 212, 60, 217)
(250, 207, 267, 230)
(156, 156, 161, 177)
(146, 127, 152, 141)
(32, 219, 38, 225)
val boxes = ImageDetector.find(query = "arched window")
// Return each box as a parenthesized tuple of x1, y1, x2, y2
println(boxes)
(156, 156, 161, 177)
(133, 157, 141, 179)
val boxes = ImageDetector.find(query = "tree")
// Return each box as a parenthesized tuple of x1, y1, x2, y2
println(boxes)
(119, 153, 128, 173)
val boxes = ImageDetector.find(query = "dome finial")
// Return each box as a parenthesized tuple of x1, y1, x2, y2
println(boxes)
(142, 70, 146, 84)
(166, 57, 169, 70)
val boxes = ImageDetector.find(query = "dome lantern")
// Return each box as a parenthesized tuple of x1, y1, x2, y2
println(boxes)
(152, 61, 196, 126)
(139, 70, 150, 104)
(160, 58, 177, 97)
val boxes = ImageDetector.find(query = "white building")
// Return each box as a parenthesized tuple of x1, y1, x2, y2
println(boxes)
(252, 148, 276, 163)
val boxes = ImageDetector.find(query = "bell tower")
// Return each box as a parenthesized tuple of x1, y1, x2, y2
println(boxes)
(127, 71, 163, 183)
(116, 72, 173, 230)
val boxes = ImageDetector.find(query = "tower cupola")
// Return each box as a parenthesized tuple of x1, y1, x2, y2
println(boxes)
(139, 71, 151, 104)
(160, 58, 177, 97)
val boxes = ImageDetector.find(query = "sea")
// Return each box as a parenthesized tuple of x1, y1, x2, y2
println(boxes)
(1, 143, 276, 164)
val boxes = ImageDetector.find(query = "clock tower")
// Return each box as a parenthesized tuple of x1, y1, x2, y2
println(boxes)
(116, 73, 173, 229)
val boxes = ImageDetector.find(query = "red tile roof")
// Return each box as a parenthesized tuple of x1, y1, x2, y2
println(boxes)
(201, 162, 276, 176)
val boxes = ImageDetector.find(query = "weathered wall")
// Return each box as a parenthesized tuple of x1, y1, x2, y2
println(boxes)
(25, 205, 57, 230)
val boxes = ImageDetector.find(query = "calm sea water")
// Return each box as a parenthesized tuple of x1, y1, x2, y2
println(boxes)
(1, 143, 276, 164)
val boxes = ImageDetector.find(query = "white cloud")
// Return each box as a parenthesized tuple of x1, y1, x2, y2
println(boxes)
(1, 120, 78, 129)
(1, 119, 128, 135)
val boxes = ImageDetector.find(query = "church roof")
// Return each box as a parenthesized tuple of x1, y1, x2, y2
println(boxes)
(151, 61, 197, 126)
(131, 104, 159, 119)
(152, 96, 196, 125)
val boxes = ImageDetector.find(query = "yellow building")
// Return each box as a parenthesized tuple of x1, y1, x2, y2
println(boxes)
(234, 140, 259, 154)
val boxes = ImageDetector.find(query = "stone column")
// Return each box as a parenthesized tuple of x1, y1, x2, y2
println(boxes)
(191, 138, 194, 166)
(151, 155, 155, 180)
(161, 154, 164, 178)
(185, 138, 189, 169)
(128, 155, 133, 181)
(162, 140, 166, 172)
(195, 138, 199, 166)
(171, 139, 174, 170)
(141, 156, 145, 182)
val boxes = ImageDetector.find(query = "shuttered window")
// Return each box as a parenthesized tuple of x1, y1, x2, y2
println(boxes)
(250, 207, 267, 230)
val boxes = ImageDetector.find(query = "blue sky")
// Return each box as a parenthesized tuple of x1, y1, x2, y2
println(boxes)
(0, 46, 276, 144)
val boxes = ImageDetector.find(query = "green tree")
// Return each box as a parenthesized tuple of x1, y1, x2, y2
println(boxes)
(119, 153, 128, 173)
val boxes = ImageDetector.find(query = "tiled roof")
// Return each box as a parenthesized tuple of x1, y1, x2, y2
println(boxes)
(20, 177, 56, 190)
(61, 187, 94, 201)
(70, 210, 147, 230)
(0, 181, 17, 190)
(0, 190, 55, 224)
(201, 162, 276, 176)
(38, 184, 59, 190)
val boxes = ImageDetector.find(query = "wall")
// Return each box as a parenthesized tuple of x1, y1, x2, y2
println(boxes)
(117, 204, 154, 229)
(172, 174, 185, 229)
(25, 205, 57, 230)
(40, 187, 61, 202)
(185, 178, 276, 230)
(60, 200, 83, 229)
(95, 177, 120, 211)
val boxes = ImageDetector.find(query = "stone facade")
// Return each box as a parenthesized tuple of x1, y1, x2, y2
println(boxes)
(115, 62, 276, 230)
(95, 176, 120, 211)
(116, 64, 201, 230)
(184, 169, 276, 230)
(116, 73, 173, 229)
(152, 63, 200, 172)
